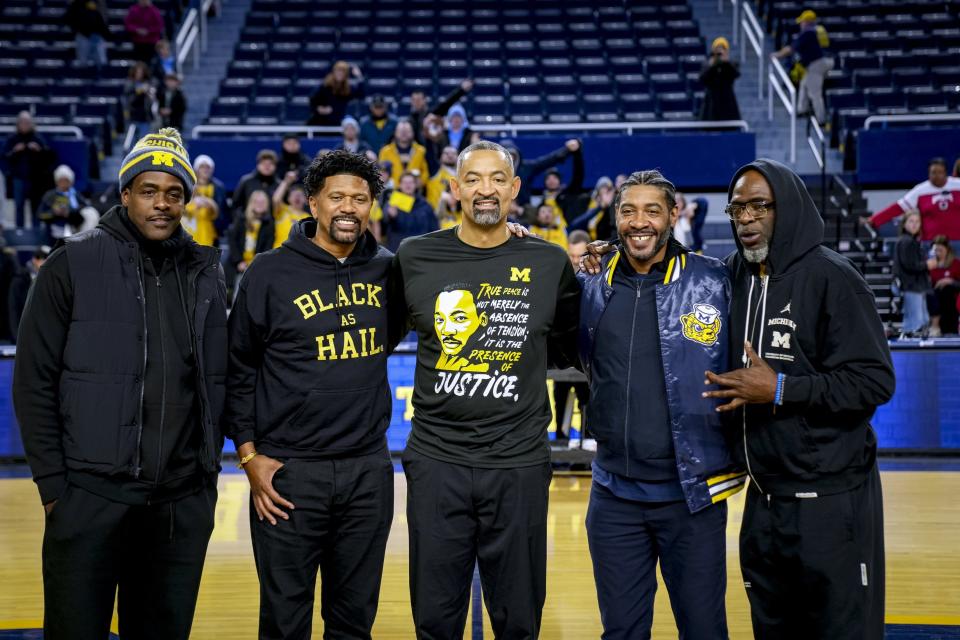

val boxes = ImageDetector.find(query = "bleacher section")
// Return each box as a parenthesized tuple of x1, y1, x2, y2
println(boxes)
(208, 0, 715, 127)
(0, 0, 188, 157)
(755, 0, 960, 167)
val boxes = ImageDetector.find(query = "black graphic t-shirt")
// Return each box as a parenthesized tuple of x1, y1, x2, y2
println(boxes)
(393, 227, 580, 467)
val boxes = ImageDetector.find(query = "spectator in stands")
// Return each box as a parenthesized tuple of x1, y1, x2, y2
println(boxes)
(360, 95, 397, 154)
(229, 190, 274, 281)
(927, 234, 960, 336)
(408, 79, 474, 144)
(382, 171, 436, 251)
(37, 165, 95, 241)
(190, 154, 229, 240)
(893, 211, 931, 336)
(3, 112, 51, 229)
(529, 203, 568, 249)
(569, 177, 617, 241)
(125, 0, 164, 64)
(422, 105, 480, 175)
(232, 149, 280, 218)
(336, 116, 374, 158)
(615, 174, 628, 189)
(8, 245, 49, 341)
(864, 157, 960, 241)
(182, 163, 219, 248)
(277, 134, 310, 178)
(538, 142, 584, 223)
(774, 10, 834, 125)
(308, 61, 364, 127)
(378, 120, 429, 187)
(157, 72, 186, 130)
(426, 145, 458, 211)
(271, 171, 311, 247)
(953, 157, 960, 178)
(677, 192, 709, 253)
(501, 138, 582, 206)
(124, 62, 156, 141)
(699, 37, 741, 121)
(66, 0, 109, 70)
(150, 39, 176, 83)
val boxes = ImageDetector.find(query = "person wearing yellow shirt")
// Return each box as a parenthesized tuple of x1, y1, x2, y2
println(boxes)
(426, 145, 458, 211)
(271, 170, 312, 248)
(528, 203, 568, 249)
(378, 119, 429, 186)
(228, 189, 273, 286)
(180, 154, 224, 246)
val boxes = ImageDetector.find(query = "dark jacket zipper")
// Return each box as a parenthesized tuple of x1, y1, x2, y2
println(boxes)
(622, 279, 643, 476)
(134, 252, 148, 479)
(154, 271, 167, 486)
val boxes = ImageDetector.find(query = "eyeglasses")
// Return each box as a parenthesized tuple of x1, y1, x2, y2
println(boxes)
(725, 201, 775, 221)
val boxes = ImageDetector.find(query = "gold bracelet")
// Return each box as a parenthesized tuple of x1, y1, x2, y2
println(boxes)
(237, 451, 258, 469)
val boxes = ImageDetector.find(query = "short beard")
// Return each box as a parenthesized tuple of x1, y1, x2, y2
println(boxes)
(471, 204, 503, 226)
(619, 227, 670, 263)
(328, 216, 361, 244)
(743, 245, 769, 263)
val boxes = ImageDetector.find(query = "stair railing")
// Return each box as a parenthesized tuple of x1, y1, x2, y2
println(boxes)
(767, 54, 797, 163)
(740, 2, 765, 99)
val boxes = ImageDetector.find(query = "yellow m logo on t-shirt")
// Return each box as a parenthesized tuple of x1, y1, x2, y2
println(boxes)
(509, 267, 531, 282)
(150, 151, 176, 167)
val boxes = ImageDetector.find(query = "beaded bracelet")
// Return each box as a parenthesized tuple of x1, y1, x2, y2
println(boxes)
(774, 373, 785, 406)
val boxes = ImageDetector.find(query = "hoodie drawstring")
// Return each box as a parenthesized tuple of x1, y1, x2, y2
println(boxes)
(741, 272, 769, 496)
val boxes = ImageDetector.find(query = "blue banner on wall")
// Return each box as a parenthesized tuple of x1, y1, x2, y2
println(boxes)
(1, 349, 956, 459)
(858, 127, 960, 186)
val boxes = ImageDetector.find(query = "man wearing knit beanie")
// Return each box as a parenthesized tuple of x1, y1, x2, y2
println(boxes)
(14, 126, 228, 639)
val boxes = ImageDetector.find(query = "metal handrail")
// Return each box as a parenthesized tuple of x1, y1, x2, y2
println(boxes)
(740, 1, 765, 99)
(0, 125, 83, 139)
(174, 8, 197, 54)
(833, 174, 851, 197)
(864, 113, 960, 130)
(192, 120, 751, 139)
(730, 0, 740, 45)
(767, 54, 797, 162)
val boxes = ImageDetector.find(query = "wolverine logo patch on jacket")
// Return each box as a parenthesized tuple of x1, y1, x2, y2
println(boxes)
(680, 303, 722, 346)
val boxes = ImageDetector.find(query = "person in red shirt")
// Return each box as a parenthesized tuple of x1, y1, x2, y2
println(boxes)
(124, 0, 164, 63)
(864, 158, 960, 241)
(927, 234, 960, 335)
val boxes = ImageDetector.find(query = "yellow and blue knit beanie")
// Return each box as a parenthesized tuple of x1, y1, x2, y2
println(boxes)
(118, 127, 196, 199)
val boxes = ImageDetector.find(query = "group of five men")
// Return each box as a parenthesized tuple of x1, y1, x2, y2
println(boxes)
(15, 126, 894, 640)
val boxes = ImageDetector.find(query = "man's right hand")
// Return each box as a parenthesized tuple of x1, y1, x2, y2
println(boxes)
(579, 240, 615, 274)
(243, 453, 295, 525)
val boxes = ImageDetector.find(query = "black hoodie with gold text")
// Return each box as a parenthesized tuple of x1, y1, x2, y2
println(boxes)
(223, 219, 396, 459)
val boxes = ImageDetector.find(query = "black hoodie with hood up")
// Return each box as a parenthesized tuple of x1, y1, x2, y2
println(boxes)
(724, 159, 895, 497)
(223, 218, 396, 459)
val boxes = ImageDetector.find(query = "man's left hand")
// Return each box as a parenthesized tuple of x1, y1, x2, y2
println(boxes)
(703, 341, 777, 412)
(506, 221, 529, 238)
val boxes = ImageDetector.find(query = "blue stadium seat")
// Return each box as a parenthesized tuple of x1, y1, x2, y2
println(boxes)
(891, 67, 931, 88)
(904, 86, 947, 110)
(658, 92, 694, 114)
(864, 87, 905, 110)
(932, 66, 960, 86)
(841, 51, 881, 72)
(258, 78, 292, 98)
(210, 97, 249, 118)
(827, 88, 866, 110)
(509, 94, 542, 116)
(650, 72, 686, 94)
(639, 38, 673, 56)
(646, 56, 679, 75)
(615, 73, 651, 94)
(473, 95, 506, 117)
(854, 69, 892, 89)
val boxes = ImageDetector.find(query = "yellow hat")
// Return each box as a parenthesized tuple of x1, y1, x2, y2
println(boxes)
(711, 36, 730, 51)
(796, 9, 817, 23)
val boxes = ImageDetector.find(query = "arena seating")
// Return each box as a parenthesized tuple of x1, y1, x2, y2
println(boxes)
(756, 0, 960, 162)
(0, 0, 187, 156)
(207, 0, 712, 127)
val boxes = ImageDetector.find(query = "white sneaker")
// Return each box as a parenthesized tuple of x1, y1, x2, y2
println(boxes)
(582, 438, 597, 452)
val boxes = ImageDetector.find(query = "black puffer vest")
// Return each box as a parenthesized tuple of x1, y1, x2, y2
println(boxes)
(59, 207, 227, 479)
